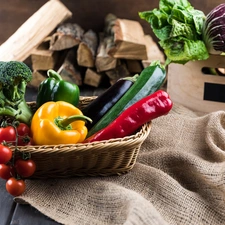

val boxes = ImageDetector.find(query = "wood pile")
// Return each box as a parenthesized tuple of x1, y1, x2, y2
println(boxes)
(29, 13, 165, 88)
(0, 0, 164, 89)
(0, 0, 72, 63)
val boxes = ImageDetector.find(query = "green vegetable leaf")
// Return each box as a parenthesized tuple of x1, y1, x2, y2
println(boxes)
(160, 37, 209, 65)
(159, 0, 191, 14)
(170, 19, 196, 40)
(139, 9, 172, 41)
(191, 9, 206, 34)
(139, 0, 209, 65)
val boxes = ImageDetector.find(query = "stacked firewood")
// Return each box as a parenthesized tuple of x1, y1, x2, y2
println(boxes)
(29, 14, 165, 88)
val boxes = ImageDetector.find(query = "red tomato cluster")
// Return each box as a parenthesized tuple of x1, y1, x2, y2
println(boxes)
(0, 122, 36, 197)
(0, 123, 33, 146)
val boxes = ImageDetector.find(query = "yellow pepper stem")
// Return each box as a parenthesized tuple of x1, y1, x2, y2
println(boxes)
(56, 115, 92, 130)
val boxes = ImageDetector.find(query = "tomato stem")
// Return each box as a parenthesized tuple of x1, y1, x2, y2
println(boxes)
(10, 123, 19, 167)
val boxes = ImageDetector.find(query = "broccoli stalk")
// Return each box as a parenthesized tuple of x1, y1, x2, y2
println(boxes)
(0, 101, 33, 124)
(0, 61, 33, 125)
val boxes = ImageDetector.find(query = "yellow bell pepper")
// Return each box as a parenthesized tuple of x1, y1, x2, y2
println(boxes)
(31, 101, 92, 145)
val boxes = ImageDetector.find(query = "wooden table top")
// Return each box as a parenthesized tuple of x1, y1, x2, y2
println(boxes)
(0, 177, 61, 225)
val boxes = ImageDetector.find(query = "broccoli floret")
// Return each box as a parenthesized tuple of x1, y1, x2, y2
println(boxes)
(0, 61, 33, 125)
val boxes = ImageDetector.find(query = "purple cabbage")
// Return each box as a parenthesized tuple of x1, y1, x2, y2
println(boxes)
(202, 3, 225, 54)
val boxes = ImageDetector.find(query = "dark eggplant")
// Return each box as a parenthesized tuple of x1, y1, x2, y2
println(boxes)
(82, 75, 139, 130)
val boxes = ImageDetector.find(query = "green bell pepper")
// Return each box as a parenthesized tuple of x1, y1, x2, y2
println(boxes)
(36, 69, 80, 108)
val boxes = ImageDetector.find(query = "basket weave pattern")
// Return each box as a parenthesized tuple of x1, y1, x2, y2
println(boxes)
(15, 97, 151, 178)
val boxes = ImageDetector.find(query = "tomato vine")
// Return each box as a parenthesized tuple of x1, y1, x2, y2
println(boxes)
(0, 119, 36, 197)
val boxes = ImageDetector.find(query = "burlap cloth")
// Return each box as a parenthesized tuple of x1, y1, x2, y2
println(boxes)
(15, 103, 225, 225)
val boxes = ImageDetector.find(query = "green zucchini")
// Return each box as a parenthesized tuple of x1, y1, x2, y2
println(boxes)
(87, 61, 166, 138)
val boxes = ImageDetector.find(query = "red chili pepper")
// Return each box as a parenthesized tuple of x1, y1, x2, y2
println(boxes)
(84, 90, 173, 143)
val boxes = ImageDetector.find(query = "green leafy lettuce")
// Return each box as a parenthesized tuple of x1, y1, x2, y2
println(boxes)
(139, 0, 209, 65)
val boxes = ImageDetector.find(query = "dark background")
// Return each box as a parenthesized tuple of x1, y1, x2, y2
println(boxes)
(0, 0, 223, 45)
(0, 0, 224, 101)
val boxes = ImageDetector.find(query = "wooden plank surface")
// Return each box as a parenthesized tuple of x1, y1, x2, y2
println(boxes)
(167, 55, 225, 113)
(0, 179, 16, 225)
(12, 203, 61, 225)
(0, 179, 61, 225)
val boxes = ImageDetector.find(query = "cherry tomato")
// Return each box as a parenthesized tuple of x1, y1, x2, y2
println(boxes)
(0, 164, 14, 180)
(0, 126, 16, 144)
(0, 145, 12, 164)
(16, 123, 31, 146)
(15, 159, 36, 178)
(6, 177, 26, 196)
(27, 137, 34, 146)
(17, 136, 32, 146)
(17, 123, 31, 136)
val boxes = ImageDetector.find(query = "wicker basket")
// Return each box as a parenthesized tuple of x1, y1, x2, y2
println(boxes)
(14, 97, 151, 179)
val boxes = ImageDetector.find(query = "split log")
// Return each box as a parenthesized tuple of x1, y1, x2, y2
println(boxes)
(95, 34, 117, 72)
(31, 37, 59, 71)
(104, 13, 117, 36)
(84, 68, 103, 87)
(94, 14, 118, 72)
(77, 30, 98, 67)
(0, 0, 72, 61)
(125, 60, 143, 74)
(57, 48, 83, 86)
(103, 13, 118, 52)
(105, 62, 130, 85)
(50, 23, 84, 51)
(28, 70, 47, 89)
(142, 35, 165, 68)
(31, 49, 58, 71)
(107, 19, 147, 60)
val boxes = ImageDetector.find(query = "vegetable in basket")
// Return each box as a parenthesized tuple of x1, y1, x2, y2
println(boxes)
(36, 69, 80, 108)
(0, 122, 32, 146)
(81, 74, 139, 130)
(0, 61, 33, 125)
(30, 101, 92, 145)
(202, 3, 225, 54)
(87, 61, 166, 138)
(84, 90, 173, 143)
(139, 0, 209, 65)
